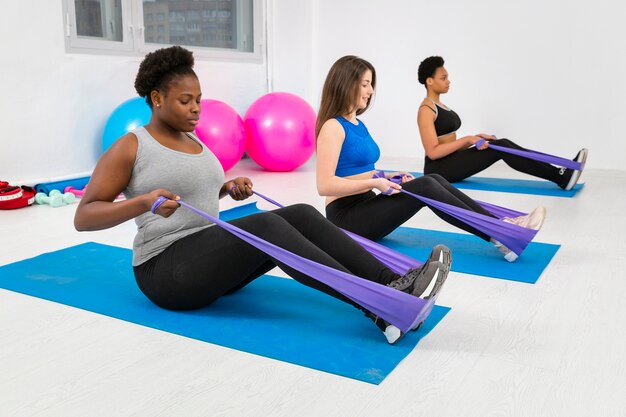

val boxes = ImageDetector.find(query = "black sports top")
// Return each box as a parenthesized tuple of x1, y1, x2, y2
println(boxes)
(423, 99, 462, 137)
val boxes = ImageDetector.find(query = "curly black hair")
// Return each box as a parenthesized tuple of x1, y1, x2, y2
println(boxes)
(134, 45, 197, 108)
(417, 56, 445, 85)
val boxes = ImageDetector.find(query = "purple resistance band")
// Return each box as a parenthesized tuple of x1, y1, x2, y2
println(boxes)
(151, 196, 435, 333)
(475, 138, 584, 171)
(373, 172, 536, 256)
(252, 190, 423, 275)
(396, 188, 536, 256)
(373, 172, 526, 219)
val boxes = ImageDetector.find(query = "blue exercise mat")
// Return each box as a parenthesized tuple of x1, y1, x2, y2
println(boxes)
(0, 242, 450, 385)
(220, 203, 264, 221)
(393, 171, 584, 197)
(222, 203, 560, 284)
(380, 227, 559, 284)
(34, 176, 90, 194)
(448, 176, 584, 197)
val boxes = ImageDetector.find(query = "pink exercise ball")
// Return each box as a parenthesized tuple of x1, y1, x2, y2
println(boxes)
(195, 99, 246, 172)
(244, 92, 316, 172)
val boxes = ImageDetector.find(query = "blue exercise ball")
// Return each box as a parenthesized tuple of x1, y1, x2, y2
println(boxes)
(102, 97, 152, 153)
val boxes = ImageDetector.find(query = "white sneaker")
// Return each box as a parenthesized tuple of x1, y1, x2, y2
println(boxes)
(491, 238, 518, 262)
(503, 206, 547, 230)
(367, 313, 404, 344)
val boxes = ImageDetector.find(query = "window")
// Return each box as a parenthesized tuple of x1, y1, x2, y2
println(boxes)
(65, 0, 133, 52)
(63, 0, 262, 61)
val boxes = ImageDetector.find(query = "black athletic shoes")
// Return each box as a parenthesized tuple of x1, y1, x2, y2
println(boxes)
(559, 148, 589, 190)
(373, 244, 453, 344)
(387, 244, 452, 296)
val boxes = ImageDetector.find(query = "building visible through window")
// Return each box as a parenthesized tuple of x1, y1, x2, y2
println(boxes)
(142, 0, 251, 51)
(64, 0, 258, 58)
(75, 0, 123, 41)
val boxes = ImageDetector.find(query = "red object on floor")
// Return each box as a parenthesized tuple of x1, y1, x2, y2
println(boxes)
(0, 182, 36, 210)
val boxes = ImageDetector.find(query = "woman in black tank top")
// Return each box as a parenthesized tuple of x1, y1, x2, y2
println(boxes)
(318, 56, 548, 265)
(416, 56, 588, 191)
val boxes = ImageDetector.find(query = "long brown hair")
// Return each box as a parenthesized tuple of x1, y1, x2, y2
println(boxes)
(316, 55, 376, 138)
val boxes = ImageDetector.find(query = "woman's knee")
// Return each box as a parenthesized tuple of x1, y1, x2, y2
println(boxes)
(277, 203, 323, 222)
(404, 175, 443, 192)
(241, 211, 289, 236)
(264, 211, 292, 226)
(425, 173, 449, 184)
(291, 203, 320, 216)
(494, 138, 515, 147)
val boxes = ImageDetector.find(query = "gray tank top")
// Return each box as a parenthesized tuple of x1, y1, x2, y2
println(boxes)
(124, 126, 224, 266)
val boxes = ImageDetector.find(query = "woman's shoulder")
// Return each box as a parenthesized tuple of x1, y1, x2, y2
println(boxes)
(418, 100, 437, 119)
(102, 131, 139, 166)
(321, 117, 344, 132)
(419, 98, 437, 110)
(419, 97, 431, 105)
(108, 130, 138, 150)
(318, 118, 346, 143)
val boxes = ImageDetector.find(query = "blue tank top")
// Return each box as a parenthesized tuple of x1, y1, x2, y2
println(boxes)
(334, 117, 380, 177)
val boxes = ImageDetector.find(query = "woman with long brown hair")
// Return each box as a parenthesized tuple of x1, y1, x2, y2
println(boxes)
(316, 55, 546, 262)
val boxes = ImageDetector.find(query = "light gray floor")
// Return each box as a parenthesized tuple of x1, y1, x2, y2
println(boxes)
(1, 157, 625, 417)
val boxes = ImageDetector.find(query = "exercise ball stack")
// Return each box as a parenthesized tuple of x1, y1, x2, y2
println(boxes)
(244, 92, 316, 172)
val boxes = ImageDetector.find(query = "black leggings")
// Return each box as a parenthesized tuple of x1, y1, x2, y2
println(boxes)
(424, 138, 565, 184)
(325, 173, 493, 242)
(133, 204, 400, 312)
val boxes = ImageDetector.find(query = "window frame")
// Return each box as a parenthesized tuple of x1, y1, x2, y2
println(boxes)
(62, 0, 264, 62)
(63, 0, 135, 53)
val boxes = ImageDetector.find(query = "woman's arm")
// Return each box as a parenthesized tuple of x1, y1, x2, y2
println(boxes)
(316, 119, 399, 196)
(74, 133, 179, 231)
(417, 105, 484, 160)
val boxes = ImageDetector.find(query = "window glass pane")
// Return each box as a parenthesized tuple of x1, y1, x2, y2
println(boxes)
(142, 0, 254, 52)
(75, 0, 123, 41)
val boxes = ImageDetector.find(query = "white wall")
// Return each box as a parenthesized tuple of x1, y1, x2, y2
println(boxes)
(0, 2, 267, 184)
(267, 1, 314, 100)
(272, 0, 626, 171)
(2, 0, 624, 185)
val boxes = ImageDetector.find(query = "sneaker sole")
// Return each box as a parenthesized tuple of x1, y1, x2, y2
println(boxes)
(410, 262, 443, 299)
(410, 244, 452, 295)
(424, 261, 451, 301)
(529, 206, 547, 231)
(411, 260, 452, 331)
(565, 169, 582, 191)
(565, 148, 588, 191)
(430, 244, 452, 265)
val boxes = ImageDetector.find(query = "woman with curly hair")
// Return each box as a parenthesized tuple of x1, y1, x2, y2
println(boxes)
(416, 56, 587, 190)
(73, 46, 452, 344)
(316, 55, 547, 263)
